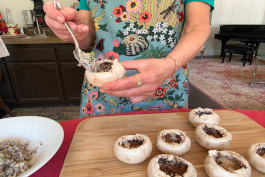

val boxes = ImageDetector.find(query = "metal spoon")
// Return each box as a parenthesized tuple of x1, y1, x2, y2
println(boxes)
(53, 0, 95, 71)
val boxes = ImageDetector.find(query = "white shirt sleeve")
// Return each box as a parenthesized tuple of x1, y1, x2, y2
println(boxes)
(0, 37, 10, 58)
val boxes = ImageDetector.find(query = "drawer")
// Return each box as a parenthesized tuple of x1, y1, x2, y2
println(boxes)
(6, 48, 56, 62)
(56, 47, 76, 62)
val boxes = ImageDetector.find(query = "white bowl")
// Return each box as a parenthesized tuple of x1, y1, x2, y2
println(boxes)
(0, 116, 64, 177)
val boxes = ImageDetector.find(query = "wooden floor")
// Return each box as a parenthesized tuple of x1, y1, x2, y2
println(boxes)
(0, 84, 222, 118)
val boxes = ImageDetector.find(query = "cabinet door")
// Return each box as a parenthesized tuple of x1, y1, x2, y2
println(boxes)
(7, 63, 64, 104)
(0, 62, 15, 104)
(60, 63, 85, 102)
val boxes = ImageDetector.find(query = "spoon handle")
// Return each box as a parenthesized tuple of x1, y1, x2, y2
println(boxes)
(53, 0, 80, 49)
(63, 23, 80, 49)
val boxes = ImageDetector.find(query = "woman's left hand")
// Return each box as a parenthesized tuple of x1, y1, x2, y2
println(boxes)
(99, 58, 176, 103)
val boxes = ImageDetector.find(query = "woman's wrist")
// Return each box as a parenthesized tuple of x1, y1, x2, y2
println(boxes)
(164, 55, 178, 79)
(78, 34, 95, 49)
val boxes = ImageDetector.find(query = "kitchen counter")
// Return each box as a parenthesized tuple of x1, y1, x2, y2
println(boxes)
(1, 35, 72, 44)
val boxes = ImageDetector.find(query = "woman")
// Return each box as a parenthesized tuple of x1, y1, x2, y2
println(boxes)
(44, 0, 214, 117)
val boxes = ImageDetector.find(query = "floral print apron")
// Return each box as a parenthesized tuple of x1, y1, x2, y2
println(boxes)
(80, 0, 189, 118)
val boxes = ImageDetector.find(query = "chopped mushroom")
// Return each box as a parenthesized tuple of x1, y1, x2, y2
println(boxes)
(0, 140, 37, 177)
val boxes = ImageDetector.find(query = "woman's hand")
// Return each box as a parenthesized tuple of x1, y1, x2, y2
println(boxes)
(99, 58, 176, 103)
(43, 2, 96, 48)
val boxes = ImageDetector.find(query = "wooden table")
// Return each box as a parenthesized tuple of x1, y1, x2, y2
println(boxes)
(59, 110, 265, 177)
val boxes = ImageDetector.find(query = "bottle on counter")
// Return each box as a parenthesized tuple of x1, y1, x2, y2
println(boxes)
(6, 8, 15, 27)
(6, 8, 18, 36)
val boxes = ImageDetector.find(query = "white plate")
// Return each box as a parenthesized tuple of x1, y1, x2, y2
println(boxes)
(0, 116, 64, 177)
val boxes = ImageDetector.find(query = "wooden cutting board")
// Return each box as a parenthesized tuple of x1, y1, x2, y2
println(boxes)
(59, 111, 265, 177)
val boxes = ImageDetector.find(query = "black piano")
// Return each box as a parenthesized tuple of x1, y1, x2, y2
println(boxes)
(215, 25, 265, 57)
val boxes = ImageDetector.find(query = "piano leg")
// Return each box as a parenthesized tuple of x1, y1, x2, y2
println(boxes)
(255, 42, 261, 56)
(220, 40, 228, 58)
(229, 53, 232, 62)
(242, 53, 248, 67)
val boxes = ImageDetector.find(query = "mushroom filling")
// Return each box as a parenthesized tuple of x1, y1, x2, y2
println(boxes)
(0, 140, 37, 177)
(203, 125, 223, 138)
(158, 157, 188, 177)
(256, 147, 265, 158)
(214, 153, 246, 172)
(121, 139, 144, 149)
(162, 133, 183, 144)
(195, 111, 212, 117)
(97, 61, 113, 72)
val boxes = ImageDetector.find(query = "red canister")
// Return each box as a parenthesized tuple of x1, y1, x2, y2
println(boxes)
(0, 12, 7, 35)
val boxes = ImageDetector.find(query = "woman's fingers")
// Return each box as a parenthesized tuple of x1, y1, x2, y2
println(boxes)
(121, 60, 143, 70)
(99, 58, 173, 99)
(43, 3, 65, 23)
(101, 75, 142, 91)
(44, 3, 84, 23)
(129, 95, 150, 103)
(100, 83, 155, 98)
(67, 21, 89, 34)
(45, 15, 66, 30)
(44, 2, 89, 41)
(59, 7, 85, 22)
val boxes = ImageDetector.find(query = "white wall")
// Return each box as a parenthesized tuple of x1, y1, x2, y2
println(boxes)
(0, 0, 78, 28)
(0, 0, 264, 55)
(263, 10, 265, 24)
(204, 0, 265, 56)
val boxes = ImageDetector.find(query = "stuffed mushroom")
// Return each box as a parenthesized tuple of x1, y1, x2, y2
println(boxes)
(205, 150, 251, 177)
(156, 129, 191, 156)
(114, 134, 152, 164)
(195, 124, 232, 150)
(85, 59, 125, 87)
(246, 142, 265, 173)
(189, 107, 220, 127)
(148, 154, 197, 177)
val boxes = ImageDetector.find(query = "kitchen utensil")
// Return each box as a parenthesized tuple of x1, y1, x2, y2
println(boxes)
(53, 0, 95, 71)
(22, 10, 34, 27)
(60, 111, 265, 177)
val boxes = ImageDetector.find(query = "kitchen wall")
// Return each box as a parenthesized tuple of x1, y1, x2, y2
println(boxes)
(0, 0, 264, 56)
(263, 9, 265, 24)
(0, 0, 78, 27)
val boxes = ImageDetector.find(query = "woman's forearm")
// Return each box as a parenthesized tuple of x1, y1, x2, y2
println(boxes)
(166, 1, 211, 70)
(167, 24, 211, 68)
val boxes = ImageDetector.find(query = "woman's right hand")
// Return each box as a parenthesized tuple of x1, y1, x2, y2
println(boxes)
(43, 2, 89, 42)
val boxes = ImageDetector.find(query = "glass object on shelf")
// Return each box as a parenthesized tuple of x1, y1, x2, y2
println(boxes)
(6, 8, 15, 27)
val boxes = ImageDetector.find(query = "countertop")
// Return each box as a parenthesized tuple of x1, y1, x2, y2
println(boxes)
(1, 35, 72, 45)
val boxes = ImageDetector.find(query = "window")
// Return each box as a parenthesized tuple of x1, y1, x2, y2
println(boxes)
(220, 0, 265, 24)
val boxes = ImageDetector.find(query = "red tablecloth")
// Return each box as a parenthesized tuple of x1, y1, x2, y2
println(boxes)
(30, 109, 265, 177)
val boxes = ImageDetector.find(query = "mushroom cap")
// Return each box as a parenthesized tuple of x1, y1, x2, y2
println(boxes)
(205, 150, 251, 177)
(114, 134, 152, 164)
(195, 124, 232, 150)
(246, 142, 265, 173)
(85, 59, 125, 87)
(156, 129, 191, 156)
(147, 154, 197, 177)
(189, 107, 220, 127)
